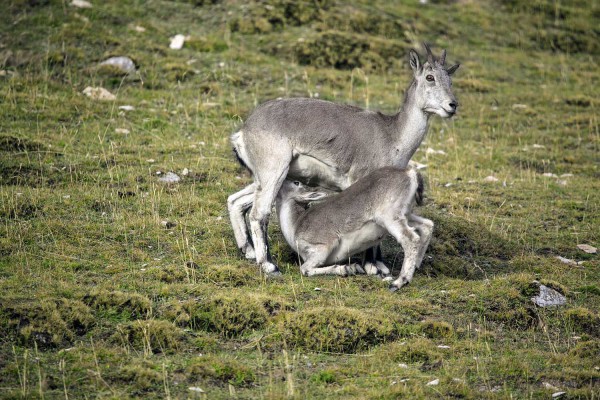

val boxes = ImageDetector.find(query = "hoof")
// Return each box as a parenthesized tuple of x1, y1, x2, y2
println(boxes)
(243, 245, 256, 260)
(389, 285, 400, 293)
(260, 261, 279, 275)
(364, 262, 380, 276)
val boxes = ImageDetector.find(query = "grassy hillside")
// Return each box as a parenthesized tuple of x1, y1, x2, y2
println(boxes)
(0, 0, 598, 398)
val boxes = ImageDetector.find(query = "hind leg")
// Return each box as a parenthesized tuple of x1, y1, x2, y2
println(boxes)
(247, 142, 293, 275)
(299, 245, 364, 277)
(363, 246, 390, 277)
(408, 214, 434, 269)
(227, 183, 257, 259)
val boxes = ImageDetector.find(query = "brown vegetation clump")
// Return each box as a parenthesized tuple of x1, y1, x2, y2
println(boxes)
(566, 307, 600, 337)
(83, 289, 152, 319)
(113, 319, 186, 354)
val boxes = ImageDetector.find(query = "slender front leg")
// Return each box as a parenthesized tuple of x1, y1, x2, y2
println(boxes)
(381, 216, 421, 291)
(363, 246, 390, 277)
(227, 183, 256, 259)
(408, 214, 434, 269)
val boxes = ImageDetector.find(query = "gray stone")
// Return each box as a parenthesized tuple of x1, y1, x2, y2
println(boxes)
(532, 284, 566, 307)
(158, 172, 181, 184)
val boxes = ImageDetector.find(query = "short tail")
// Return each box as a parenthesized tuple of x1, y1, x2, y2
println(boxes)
(230, 130, 252, 173)
(415, 171, 425, 206)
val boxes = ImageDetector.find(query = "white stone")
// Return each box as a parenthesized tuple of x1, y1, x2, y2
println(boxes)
(170, 34, 186, 50)
(426, 379, 439, 386)
(188, 387, 205, 393)
(71, 0, 92, 8)
(552, 392, 566, 398)
(555, 256, 577, 266)
(577, 244, 597, 254)
(115, 128, 130, 134)
(119, 105, 135, 111)
(83, 86, 116, 101)
(99, 56, 136, 74)
(158, 172, 181, 183)
(483, 176, 499, 182)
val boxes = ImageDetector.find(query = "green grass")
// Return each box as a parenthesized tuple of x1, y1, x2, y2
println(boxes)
(1, 0, 599, 398)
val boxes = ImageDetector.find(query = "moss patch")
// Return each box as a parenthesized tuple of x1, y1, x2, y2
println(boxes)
(113, 319, 186, 354)
(185, 355, 256, 387)
(83, 289, 152, 319)
(277, 307, 396, 353)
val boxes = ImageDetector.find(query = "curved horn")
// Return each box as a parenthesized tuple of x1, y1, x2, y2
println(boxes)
(423, 42, 434, 65)
(440, 49, 446, 66)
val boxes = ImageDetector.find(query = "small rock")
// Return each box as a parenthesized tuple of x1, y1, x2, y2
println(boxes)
(543, 382, 560, 391)
(555, 256, 578, 266)
(437, 345, 451, 349)
(532, 144, 545, 149)
(134, 25, 146, 33)
(552, 392, 566, 398)
(512, 103, 528, 109)
(188, 387, 205, 393)
(71, 0, 92, 8)
(99, 56, 136, 74)
(119, 105, 135, 111)
(398, 363, 408, 368)
(483, 176, 499, 182)
(577, 244, 597, 254)
(532, 284, 566, 307)
(426, 379, 439, 386)
(182, 168, 189, 176)
(560, 173, 573, 178)
(158, 172, 180, 183)
(400, 378, 410, 383)
(83, 86, 116, 101)
(115, 128, 130, 134)
(170, 34, 186, 50)
(426, 147, 446, 156)
(542, 172, 558, 178)
(161, 220, 176, 229)
(146, 159, 155, 163)
(444, 182, 452, 187)
(314, 287, 321, 291)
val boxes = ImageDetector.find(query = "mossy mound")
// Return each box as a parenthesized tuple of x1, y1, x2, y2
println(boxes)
(381, 338, 442, 364)
(83, 289, 152, 319)
(569, 340, 600, 359)
(0, 297, 94, 348)
(566, 307, 600, 337)
(420, 320, 454, 340)
(113, 319, 186, 354)
(470, 276, 539, 330)
(117, 360, 163, 393)
(199, 264, 262, 287)
(294, 30, 406, 71)
(423, 211, 514, 279)
(185, 355, 256, 387)
(189, 293, 271, 337)
(277, 307, 396, 353)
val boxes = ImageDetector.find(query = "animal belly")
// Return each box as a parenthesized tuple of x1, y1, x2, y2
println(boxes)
(326, 223, 386, 264)
(287, 154, 349, 191)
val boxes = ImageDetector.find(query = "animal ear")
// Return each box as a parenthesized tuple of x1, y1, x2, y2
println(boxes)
(446, 63, 460, 75)
(300, 191, 328, 203)
(409, 50, 421, 72)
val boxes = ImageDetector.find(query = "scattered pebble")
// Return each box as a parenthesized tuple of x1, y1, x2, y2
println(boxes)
(426, 147, 446, 156)
(170, 34, 186, 50)
(483, 175, 499, 182)
(555, 256, 578, 266)
(543, 382, 560, 391)
(146, 159, 155, 163)
(188, 387, 205, 393)
(444, 182, 453, 187)
(409, 161, 427, 170)
(560, 173, 573, 178)
(182, 168, 189, 176)
(542, 172, 558, 178)
(532, 144, 545, 149)
(115, 128, 130, 134)
(63, 195, 71, 199)
(577, 244, 597, 254)
(314, 287, 322, 291)
(134, 25, 146, 33)
(532, 284, 566, 307)
(99, 56, 136, 74)
(512, 103, 528, 109)
(71, 0, 92, 8)
(400, 378, 410, 383)
(398, 363, 408, 368)
(158, 172, 181, 183)
(161, 220, 176, 229)
(119, 105, 135, 111)
(552, 392, 566, 398)
(437, 345, 451, 349)
(453, 378, 464, 383)
(83, 86, 116, 101)
(571, 336, 581, 340)
(426, 379, 439, 386)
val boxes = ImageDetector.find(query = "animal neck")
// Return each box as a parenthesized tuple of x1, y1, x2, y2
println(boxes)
(276, 197, 304, 249)
(393, 80, 431, 167)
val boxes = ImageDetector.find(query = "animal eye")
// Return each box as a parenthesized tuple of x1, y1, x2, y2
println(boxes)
(426, 75, 435, 82)
(293, 181, 300, 186)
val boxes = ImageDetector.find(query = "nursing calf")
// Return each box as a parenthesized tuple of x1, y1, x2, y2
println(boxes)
(275, 166, 433, 291)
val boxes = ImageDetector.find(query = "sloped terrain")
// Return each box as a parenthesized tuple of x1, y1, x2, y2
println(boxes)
(0, 0, 598, 398)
